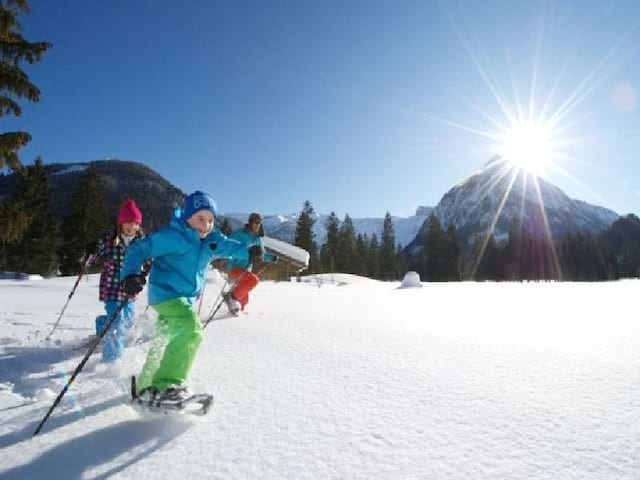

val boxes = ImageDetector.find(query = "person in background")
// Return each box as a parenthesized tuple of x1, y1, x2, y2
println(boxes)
(224, 212, 278, 315)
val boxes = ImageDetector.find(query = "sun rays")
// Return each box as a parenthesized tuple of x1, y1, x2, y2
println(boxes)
(428, 2, 640, 280)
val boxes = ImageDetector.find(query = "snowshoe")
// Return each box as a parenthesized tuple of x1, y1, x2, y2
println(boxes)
(130, 376, 213, 416)
(225, 296, 241, 316)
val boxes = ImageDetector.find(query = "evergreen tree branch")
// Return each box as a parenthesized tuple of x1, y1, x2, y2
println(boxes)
(0, 34, 51, 65)
(0, 130, 30, 169)
(0, 95, 20, 116)
(0, 62, 41, 101)
(6, 0, 31, 14)
(0, 197, 31, 242)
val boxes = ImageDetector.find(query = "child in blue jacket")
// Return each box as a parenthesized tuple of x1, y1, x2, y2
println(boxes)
(120, 191, 260, 402)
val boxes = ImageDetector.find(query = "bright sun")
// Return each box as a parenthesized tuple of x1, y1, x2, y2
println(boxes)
(497, 123, 556, 175)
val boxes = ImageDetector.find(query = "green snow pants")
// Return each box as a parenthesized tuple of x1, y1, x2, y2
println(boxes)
(137, 297, 203, 391)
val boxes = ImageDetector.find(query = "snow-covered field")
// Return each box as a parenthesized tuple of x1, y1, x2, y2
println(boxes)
(1, 273, 639, 479)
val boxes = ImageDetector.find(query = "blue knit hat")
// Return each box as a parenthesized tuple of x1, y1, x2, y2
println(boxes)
(183, 191, 218, 219)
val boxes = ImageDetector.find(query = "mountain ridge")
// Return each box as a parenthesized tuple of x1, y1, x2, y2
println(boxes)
(406, 157, 619, 255)
(0, 159, 186, 230)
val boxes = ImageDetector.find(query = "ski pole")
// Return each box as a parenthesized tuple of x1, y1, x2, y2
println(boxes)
(254, 263, 271, 277)
(33, 298, 129, 436)
(204, 263, 260, 328)
(197, 269, 210, 316)
(47, 254, 94, 339)
(204, 275, 229, 320)
(203, 268, 249, 329)
(203, 263, 271, 328)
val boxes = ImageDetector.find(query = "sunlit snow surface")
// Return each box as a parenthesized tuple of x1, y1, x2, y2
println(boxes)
(1, 274, 639, 479)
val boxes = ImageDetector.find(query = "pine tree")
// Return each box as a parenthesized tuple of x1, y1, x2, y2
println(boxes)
(294, 200, 318, 272)
(600, 214, 640, 278)
(503, 220, 524, 280)
(355, 233, 369, 277)
(444, 224, 460, 281)
(379, 212, 397, 280)
(424, 214, 448, 281)
(0, 197, 30, 242)
(367, 233, 380, 279)
(0, 157, 58, 274)
(559, 232, 608, 281)
(59, 165, 109, 275)
(337, 214, 356, 273)
(395, 243, 408, 279)
(0, 0, 51, 171)
(0, 1, 51, 241)
(472, 234, 500, 281)
(321, 211, 340, 272)
(413, 218, 429, 279)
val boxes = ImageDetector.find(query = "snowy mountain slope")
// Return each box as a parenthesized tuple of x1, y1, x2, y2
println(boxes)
(2, 275, 640, 479)
(408, 157, 618, 253)
(226, 207, 433, 248)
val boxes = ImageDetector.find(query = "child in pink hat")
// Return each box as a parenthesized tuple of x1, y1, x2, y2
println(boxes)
(89, 199, 145, 362)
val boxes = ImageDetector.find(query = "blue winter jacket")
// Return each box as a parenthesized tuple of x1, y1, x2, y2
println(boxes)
(226, 226, 276, 270)
(121, 211, 249, 305)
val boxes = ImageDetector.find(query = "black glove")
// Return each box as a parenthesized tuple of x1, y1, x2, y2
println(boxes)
(248, 245, 263, 263)
(121, 274, 146, 296)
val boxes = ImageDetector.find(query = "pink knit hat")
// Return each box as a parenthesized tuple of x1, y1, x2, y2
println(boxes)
(117, 199, 143, 225)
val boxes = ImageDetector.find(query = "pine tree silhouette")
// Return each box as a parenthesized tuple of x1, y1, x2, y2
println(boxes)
(0, 0, 51, 241)
(59, 166, 109, 275)
(0, 158, 58, 274)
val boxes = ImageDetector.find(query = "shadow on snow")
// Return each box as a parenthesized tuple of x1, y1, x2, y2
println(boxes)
(1, 415, 190, 480)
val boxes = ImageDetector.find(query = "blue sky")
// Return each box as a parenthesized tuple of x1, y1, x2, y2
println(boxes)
(7, 0, 640, 217)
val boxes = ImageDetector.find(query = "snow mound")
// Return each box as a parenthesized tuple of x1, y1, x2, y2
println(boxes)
(399, 271, 422, 288)
(0, 271, 44, 281)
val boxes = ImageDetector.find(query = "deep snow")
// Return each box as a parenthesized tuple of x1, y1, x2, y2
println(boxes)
(1, 273, 639, 479)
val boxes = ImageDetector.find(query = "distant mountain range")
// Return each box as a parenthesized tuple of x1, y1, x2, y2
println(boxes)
(1, 158, 620, 251)
(225, 209, 434, 248)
